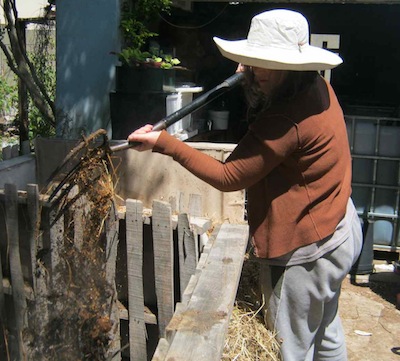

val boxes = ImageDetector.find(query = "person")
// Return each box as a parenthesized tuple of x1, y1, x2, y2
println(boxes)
(128, 9, 363, 361)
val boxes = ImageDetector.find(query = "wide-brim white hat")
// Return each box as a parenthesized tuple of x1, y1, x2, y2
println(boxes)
(214, 9, 343, 71)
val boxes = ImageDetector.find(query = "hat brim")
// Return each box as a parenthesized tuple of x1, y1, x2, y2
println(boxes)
(214, 37, 343, 71)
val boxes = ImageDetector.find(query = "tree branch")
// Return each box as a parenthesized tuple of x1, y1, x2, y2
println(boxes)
(1, 0, 55, 127)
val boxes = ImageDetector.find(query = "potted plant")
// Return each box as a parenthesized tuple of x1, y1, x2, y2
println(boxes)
(115, 0, 182, 93)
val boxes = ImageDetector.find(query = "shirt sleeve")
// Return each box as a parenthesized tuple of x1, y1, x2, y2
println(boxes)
(153, 116, 299, 192)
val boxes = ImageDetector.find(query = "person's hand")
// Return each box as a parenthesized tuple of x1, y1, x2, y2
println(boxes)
(127, 124, 161, 152)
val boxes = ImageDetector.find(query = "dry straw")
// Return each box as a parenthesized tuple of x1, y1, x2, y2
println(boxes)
(222, 256, 282, 361)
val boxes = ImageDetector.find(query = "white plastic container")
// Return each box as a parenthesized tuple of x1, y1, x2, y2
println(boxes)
(166, 86, 203, 135)
(209, 110, 229, 130)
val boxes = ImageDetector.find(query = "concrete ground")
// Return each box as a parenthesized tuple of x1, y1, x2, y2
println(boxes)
(340, 262, 400, 361)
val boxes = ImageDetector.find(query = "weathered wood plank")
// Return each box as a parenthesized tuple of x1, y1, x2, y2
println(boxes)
(177, 213, 197, 299)
(5, 183, 27, 359)
(117, 301, 157, 325)
(0, 189, 49, 204)
(126, 199, 147, 361)
(152, 338, 170, 361)
(188, 193, 202, 217)
(27, 184, 40, 293)
(190, 217, 212, 236)
(27, 186, 50, 343)
(152, 200, 174, 338)
(10, 144, 18, 158)
(164, 223, 249, 361)
(180, 274, 199, 306)
(2, 145, 11, 160)
(117, 206, 211, 234)
(105, 201, 121, 361)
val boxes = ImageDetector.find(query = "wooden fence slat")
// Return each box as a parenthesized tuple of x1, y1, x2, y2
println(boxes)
(27, 184, 40, 294)
(188, 194, 202, 217)
(177, 214, 197, 299)
(105, 202, 121, 361)
(164, 223, 249, 361)
(5, 183, 27, 359)
(10, 144, 19, 158)
(2, 146, 11, 160)
(25, 184, 50, 359)
(152, 200, 174, 338)
(126, 199, 147, 361)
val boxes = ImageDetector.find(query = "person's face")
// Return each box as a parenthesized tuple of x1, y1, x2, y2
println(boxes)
(251, 67, 287, 96)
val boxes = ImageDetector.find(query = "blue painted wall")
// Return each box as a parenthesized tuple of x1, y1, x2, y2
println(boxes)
(56, 0, 120, 139)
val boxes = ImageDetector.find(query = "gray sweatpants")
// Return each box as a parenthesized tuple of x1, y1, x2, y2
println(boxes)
(260, 207, 363, 361)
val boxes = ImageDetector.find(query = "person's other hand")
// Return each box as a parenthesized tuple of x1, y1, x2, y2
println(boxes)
(127, 124, 161, 152)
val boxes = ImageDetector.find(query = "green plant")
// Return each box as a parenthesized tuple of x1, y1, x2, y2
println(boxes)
(151, 50, 181, 69)
(28, 42, 56, 139)
(118, 0, 180, 68)
(0, 73, 18, 160)
(0, 74, 18, 118)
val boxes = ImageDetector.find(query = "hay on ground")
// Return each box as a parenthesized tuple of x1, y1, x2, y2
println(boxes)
(222, 256, 281, 361)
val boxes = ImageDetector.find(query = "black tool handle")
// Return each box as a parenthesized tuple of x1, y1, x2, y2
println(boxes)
(110, 72, 244, 152)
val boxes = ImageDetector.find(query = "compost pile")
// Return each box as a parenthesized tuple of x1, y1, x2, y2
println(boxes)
(26, 130, 120, 360)
(222, 256, 282, 361)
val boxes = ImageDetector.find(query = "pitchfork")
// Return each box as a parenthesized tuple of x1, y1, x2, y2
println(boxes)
(44, 72, 244, 206)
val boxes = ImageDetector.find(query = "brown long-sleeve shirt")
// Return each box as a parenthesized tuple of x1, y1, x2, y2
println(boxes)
(154, 75, 352, 259)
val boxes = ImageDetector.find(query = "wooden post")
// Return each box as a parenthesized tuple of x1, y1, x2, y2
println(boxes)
(5, 183, 27, 359)
(126, 199, 147, 361)
(152, 200, 174, 338)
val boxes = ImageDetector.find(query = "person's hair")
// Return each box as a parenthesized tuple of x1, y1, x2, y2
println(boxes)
(243, 66, 318, 121)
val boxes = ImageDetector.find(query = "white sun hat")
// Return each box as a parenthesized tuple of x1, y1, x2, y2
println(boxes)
(213, 9, 342, 71)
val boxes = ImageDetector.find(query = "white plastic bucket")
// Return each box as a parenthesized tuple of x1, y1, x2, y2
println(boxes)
(209, 110, 229, 130)
(166, 93, 193, 135)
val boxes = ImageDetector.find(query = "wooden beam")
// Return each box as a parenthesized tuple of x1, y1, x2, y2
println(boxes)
(117, 301, 157, 325)
(164, 223, 249, 361)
